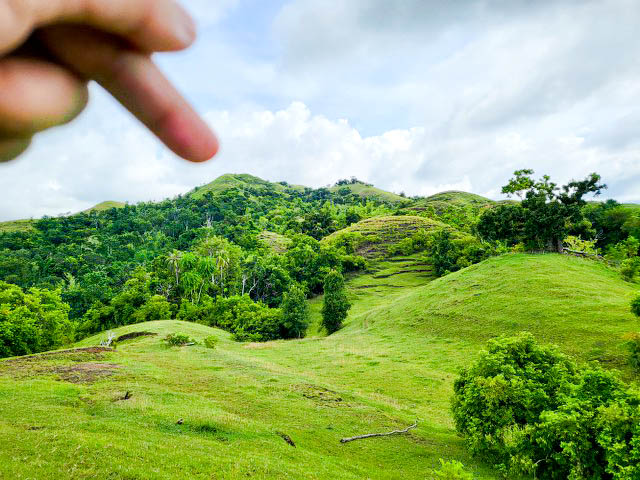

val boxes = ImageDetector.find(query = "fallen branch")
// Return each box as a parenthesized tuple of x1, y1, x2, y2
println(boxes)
(340, 421, 417, 443)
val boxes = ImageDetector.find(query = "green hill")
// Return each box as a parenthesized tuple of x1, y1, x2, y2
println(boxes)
(189, 173, 305, 199)
(0, 254, 638, 478)
(0, 219, 35, 233)
(412, 190, 495, 213)
(323, 215, 452, 258)
(83, 201, 126, 213)
(329, 182, 407, 204)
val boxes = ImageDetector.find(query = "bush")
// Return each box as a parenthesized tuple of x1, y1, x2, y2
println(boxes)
(163, 333, 194, 346)
(280, 285, 309, 339)
(431, 459, 473, 479)
(321, 270, 351, 334)
(452, 333, 640, 479)
(631, 295, 640, 317)
(620, 257, 640, 282)
(624, 332, 640, 370)
(203, 335, 217, 349)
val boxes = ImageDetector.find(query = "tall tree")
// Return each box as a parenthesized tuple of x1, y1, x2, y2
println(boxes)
(321, 270, 351, 334)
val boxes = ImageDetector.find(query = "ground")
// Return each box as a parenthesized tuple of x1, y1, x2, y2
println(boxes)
(0, 254, 637, 479)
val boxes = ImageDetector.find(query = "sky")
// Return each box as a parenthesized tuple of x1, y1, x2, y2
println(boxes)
(1, 0, 639, 220)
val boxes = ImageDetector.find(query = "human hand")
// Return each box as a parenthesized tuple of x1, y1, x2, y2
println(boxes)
(0, 0, 219, 163)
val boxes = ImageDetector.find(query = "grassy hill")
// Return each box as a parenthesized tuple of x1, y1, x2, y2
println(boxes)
(412, 191, 495, 213)
(323, 215, 452, 258)
(189, 173, 305, 200)
(257, 230, 292, 253)
(329, 183, 407, 204)
(83, 201, 126, 213)
(1, 254, 636, 478)
(0, 218, 35, 233)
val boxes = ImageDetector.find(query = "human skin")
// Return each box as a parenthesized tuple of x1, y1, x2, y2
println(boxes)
(0, 0, 219, 163)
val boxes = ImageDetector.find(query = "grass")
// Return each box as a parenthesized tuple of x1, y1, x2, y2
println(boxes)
(323, 215, 451, 258)
(329, 183, 407, 204)
(258, 231, 292, 254)
(0, 218, 35, 233)
(0, 254, 638, 479)
(83, 201, 126, 213)
(189, 173, 305, 200)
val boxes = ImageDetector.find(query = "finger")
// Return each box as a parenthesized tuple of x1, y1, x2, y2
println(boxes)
(0, 136, 32, 163)
(1, 0, 196, 55)
(41, 26, 219, 162)
(0, 56, 88, 135)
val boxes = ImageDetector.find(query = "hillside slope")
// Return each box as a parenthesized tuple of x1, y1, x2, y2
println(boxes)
(361, 254, 639, 372)
(329, 183, 407, 204)
(323, 215, 452, 258)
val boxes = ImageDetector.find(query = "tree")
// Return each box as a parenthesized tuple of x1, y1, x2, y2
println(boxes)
(321, 270, 350, 334)
(490, 170, 606, 252)
(280, 284, 309, 338)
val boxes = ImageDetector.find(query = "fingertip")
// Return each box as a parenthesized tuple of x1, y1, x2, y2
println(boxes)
(159, 108, 219, 162)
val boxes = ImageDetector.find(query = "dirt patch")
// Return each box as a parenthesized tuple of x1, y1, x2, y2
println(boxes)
(54, 363, 122, 383)
(293, 384, 344, 405)
(116, 331, 157, 342)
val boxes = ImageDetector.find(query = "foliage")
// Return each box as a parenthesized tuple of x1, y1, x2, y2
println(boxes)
(280, 285, 310, 339)
(426, 230, 505, 277)
(623, 332, 640, 370)
(452, 334, 640, 479)
(0, 281, 73, 358)
(431, 459, 474, 480)
(478, 170, 606, 252)
(563, 235, 598, 255)
(631, 295, 640, 317)
(203, 335, 217, 349)
(321, 270, 351, 334)
(163, 333, 194, 346)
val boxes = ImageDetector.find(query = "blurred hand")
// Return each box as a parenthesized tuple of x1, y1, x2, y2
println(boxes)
(0, 0, 219, 162)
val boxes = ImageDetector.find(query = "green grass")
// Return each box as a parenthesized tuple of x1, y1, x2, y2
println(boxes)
(189, 174, 305, 200)
(83, 201, 126, 213)
(0, 254, 638, 479)
(323, 215, 451, 258)
(0, 218, 35, 233)
(329, 183, 407, 204)
(258, 231, 292, 254)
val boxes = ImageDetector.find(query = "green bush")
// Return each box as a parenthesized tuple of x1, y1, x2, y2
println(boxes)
(620, 257, 640, 282)
(624, 333, 640, 370)
(431, 459, 473, 479)
(203, 335, 217, 349)
(631, 295, 640, 317)
(452, 333, 640, 479)
(163, 333, 194, 347)
(280, 285, 309, 339)
(321, 270, 351, 334)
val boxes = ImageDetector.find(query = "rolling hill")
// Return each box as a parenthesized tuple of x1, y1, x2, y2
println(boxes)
(1, 253, 636, 479)
(329, 182, 407, 204)
(323, 215, 453, 258)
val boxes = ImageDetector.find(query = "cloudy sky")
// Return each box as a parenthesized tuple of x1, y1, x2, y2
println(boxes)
(1, 0, 639, 220)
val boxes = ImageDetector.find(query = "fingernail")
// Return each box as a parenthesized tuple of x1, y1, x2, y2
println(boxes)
(170, 3, 197, 46)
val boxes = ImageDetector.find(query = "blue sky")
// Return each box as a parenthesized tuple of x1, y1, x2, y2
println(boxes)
(1, 0, 639, 220)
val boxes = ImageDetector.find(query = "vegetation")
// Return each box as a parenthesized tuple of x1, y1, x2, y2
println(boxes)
(321, 270, 350, 334)
(2, 171, 640, 478)
(452, 334, 640, 479)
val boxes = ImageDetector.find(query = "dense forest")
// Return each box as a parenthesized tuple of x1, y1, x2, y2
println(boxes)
(1, 171, 639, 358)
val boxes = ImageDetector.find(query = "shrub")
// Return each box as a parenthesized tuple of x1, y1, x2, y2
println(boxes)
(431, 459, 473, 479)
(321, 270, 351, 334)
(163, 333, 194, 346)
(452, 333, 640, 479)
(203, 335, 217, 349)
(280, 285, 310, 339)
(620, 257, 640, 282)
(631, 295, 640, 317)
(624, 332, 640, 370)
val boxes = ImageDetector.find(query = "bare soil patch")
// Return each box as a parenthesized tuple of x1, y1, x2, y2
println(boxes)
(116, 331, 157, 342)
(53, 363, 122, 383)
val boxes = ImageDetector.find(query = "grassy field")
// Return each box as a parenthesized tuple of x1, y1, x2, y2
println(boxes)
(0, 254, 638, 479)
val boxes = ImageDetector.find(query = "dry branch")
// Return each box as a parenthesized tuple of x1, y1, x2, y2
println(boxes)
(340, 421, 418, 443)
